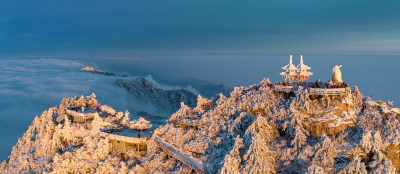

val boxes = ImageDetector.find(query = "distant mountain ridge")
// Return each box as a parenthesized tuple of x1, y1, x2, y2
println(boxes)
(155, 77, 233, 99)
(81, 67, 231, 115)
(116, 77, 197, 114)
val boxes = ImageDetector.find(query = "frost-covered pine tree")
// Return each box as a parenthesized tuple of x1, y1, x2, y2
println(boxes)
(339, 156, 367, 174)
(245, 116, 278, 143)
(285, 94, 310, 150)
(289, 120, 309, 150)
(360, 131, 383, 153)
(60, 114, 73, 145)
(129, 164, 146, 174)
(221, 135, 244, 174)
(130, 117, 152, 130)
(194, 95, 212, 114)
(306, 164, 325, 174)
(242, 135, 276, 174)
(312, 135, 336, 172)
(117, 161, 129, 174)
(121, 110, 130, 126)
(169, 102, 193, 122)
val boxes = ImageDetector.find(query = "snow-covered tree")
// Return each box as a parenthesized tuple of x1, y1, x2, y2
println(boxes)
(242, 135, 276, 173)
(360, 131, 384, 153)
(221, 135, 244, 174)
(129, 117, 152, 130)
(121, 110, 130, 126)
(246, 116, 278, 143)
(339, 156, 367, 174)
(129, 164, 146, 174)
(117, 161, 129, 174)
(94, 137, 111, 160)
(290, 123, 309, 150)
(91, 113, 108, 131)
(169, 102, 193, 122)
(369, 158, 396, 174)
(99, 105, 116, 116)
(116, 112, 124, 120)
(194, 95, 213, 114)
(285, 93, 310, 150)
(306, 164, 325, 174)
(312, 135, 336, 172)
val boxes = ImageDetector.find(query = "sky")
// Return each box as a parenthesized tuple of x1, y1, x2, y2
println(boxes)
(0, 0, 399, 56)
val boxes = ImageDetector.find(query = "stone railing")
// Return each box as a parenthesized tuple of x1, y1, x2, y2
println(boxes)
(274, 85, 297, 92)
(309, 87, 351, 95)
(274, 84, 351, 95)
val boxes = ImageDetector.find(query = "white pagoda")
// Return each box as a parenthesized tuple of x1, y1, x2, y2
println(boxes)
(280, 55, 298, 85)
(296, 55, 313, 86)
(280, 55, 313, 86)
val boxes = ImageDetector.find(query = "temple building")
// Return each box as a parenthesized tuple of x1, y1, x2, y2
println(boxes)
(296, 55, 313, 86)
(280, 55, 298, 85)
(280, 55, 313, 86)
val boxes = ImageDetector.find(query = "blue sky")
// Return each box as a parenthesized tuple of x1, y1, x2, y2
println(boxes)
(0, 0, 399, 56)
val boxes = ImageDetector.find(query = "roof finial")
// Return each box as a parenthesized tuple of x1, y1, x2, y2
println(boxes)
(290, 54, 293, 64)
(300, 55, 303, 65)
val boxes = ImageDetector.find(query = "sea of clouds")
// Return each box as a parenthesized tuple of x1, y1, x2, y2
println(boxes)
(0, 58, 182, 160)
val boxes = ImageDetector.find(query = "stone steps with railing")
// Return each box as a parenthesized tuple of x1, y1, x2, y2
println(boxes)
(154, 137, 204, 172)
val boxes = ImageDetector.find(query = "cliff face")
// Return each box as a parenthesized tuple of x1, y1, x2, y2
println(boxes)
(2, 80, 400, 174)
(302, 95, 362, 137)
(116, 77, 197, 114)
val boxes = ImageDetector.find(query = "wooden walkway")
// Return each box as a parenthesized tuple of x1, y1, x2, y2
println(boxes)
(154, 137, 204, 172)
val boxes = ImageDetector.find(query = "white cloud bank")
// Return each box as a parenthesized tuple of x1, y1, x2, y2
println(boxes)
(0, 58, 166, 160)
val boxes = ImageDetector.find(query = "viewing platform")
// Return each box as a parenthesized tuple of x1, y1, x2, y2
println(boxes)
(98, 117, 153, 154)
(274, 55, 351, 96)
(100, 127, 151, 153)
(274, 84, 351, 95)
(309, 86, 351, 95)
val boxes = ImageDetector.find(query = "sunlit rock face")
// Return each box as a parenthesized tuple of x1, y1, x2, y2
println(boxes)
(304, 97, 361, 137)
